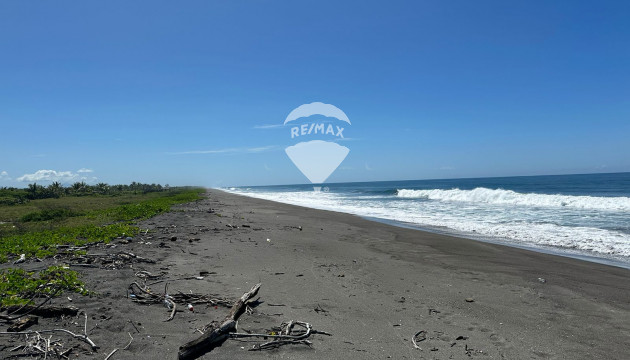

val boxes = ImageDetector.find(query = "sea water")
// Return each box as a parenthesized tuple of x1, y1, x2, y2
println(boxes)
(225, 172, 630, 268)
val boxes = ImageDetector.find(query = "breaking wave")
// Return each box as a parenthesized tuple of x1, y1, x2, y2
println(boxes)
(396, 188, 630, 211)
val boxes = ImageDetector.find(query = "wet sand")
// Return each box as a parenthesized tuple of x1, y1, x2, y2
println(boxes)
(2, 189, 629, 359)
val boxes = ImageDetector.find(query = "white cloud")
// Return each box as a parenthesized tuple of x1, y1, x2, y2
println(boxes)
(77, 168, 94, 173)
(0, 171, 10, 180)
(16, 169, 95, 183)
(168, 145, 278, 155)
(253, 124, 285, 129)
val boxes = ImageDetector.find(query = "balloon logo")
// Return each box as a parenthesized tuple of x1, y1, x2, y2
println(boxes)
(284, 102, 350, 190)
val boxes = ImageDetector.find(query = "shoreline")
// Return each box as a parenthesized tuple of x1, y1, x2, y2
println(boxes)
(205, 189, 630, 359)
(2, 189, 628, 359)
(366, 216, 630, 271)
(220, 188, 630, 271)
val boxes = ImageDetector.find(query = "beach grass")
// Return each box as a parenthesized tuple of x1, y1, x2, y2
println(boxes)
(0, 265, 91, 307)
(0, 187, 205, 263)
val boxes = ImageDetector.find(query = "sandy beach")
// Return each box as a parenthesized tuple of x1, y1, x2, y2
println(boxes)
(2, 189, 629, 359)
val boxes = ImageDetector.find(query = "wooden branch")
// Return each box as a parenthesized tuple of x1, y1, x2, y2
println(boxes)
(7, 316, 38, 332)
(3, 304, 78, 318)
(177, 283, 261, 360)
(0, 328, 97, 350)
(104, 348, 118, 360)
(230, 320, 331, 351)
(412, 330, 426, 350)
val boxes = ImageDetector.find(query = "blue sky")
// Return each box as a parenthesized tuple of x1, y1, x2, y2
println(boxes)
(1, 0, 629, 187)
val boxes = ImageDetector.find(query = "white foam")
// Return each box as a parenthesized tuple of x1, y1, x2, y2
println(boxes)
(224, 188, 630, 258)
(396, 187, 630, 211)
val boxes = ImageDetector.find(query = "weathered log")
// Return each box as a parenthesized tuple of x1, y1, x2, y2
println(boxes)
(7, 316, 38, 332)
(3, 305, 79, 317)
(177, 283, 261, 360)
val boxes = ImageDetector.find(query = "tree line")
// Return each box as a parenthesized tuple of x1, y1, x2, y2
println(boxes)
(0, 182, 170, 205)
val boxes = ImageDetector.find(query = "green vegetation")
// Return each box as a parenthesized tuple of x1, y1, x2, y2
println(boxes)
(0, 223, 139, 263)
(0, 183, 204, 307)
(0, 181, 168, 203)
(0, 184, 205, 262)
(0, 266, 90, 306)
(21, 208, 83, 222)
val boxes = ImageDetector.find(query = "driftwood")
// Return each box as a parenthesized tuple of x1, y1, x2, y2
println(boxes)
(0, 312, 97, 350)
(177, 283, 261, 360)
(412, 330, 427, 350)
(231, 320, 331, 351)
(69, 251, 155, 269)
(3, 305, 79, 318)
(127, 282, 231, 322)
(7, 316, 38, 332)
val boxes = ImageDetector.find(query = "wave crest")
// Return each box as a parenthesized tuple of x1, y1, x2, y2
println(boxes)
(396, 187, 630, 211)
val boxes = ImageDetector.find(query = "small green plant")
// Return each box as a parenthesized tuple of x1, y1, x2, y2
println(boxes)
(0, 266, 91, 306)
(0, 224, 139, 263)
(0, 187, 204, 263)
(21, 208, 83, 222)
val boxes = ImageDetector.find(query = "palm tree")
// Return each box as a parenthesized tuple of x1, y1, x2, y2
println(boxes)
(48, 181, 63, 198)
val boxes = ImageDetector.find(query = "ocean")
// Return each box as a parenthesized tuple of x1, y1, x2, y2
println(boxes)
(224, 172, 630, 268)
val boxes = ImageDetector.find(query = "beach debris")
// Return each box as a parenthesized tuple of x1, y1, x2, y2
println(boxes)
(68, 251, 155, 269)
(7, 316, 38, 332)
(2, 304, 79, 318)
(105, 348, 119, 360)
(178, 283, 262, 359)
(412, 330, 427, 350)
(127, 282, 231, 321)
(538, 277, 547, 283)
(0, 312, 98, 351)
(314, 304, 328, 314)
(13, 253, 26, 264)
(171, 236, 178, 241)
(465, 298, 475, 303)
(236, 320, 331, 351)
(135, 270, 166, 281)
(103, 332, 134, 356)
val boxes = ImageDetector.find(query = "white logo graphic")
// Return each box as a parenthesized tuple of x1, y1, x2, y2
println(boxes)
(284, 102, 350, 190)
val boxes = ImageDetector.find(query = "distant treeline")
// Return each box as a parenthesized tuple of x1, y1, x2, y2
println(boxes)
(0, 182, 170, 205)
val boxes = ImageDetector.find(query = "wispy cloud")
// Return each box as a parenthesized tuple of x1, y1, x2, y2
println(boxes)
(77, 168, 94, 173)
(168, 145, 278, 155)
(334, 137, 360, 142)
(0, 171, 10, 180)
(253, 124, 285, 129)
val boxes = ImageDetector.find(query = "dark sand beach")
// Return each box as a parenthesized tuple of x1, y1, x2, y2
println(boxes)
(2, 189, 629, 359)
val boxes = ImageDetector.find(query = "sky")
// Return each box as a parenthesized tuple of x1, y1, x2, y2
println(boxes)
(0, 0, 629, 187)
